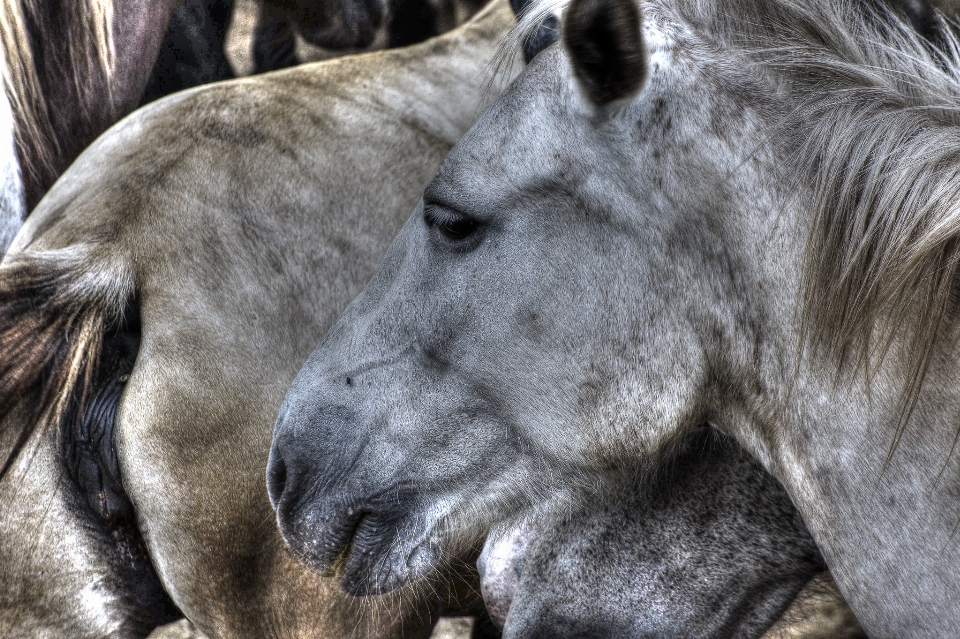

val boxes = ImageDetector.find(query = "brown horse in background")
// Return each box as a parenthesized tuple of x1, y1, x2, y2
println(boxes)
(0, 0, 391, 253)
(0, 3, 519, 636)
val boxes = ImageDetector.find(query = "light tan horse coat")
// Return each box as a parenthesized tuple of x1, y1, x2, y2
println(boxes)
(0, 3, 518, 636)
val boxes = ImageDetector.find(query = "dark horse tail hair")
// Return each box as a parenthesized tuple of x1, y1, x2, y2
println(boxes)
(0, 247, 134, 481)
(0, 247, 183, 627)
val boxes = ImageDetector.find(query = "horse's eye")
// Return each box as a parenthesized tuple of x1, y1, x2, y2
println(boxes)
(424, 206, 480, 243)
(438, 218, 477, 241)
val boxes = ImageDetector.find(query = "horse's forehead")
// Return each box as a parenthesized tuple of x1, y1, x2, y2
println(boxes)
(429, 13, 689, 210)
(427, 50, 574, 207)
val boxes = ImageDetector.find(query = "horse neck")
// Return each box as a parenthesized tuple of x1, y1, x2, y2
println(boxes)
(720, 226, 960, 638)
(644, 120, 960, 635)
(369, 0, 521, 144)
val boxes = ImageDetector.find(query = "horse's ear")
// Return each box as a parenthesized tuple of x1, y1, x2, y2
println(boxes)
(562, 0, 646, 107)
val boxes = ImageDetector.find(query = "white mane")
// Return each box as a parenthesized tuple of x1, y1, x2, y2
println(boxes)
(505, 0, 960, 436)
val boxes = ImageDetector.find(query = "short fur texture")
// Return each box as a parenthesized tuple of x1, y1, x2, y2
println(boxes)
(0, 2, 522, 636)
(481, 429, 862, 639)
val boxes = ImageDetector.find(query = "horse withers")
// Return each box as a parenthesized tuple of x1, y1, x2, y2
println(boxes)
(270, 0, 960, 635)
(0, 2, 520, 636)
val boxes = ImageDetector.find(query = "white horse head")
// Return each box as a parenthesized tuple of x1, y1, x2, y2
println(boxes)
(271, 0, 960, 635)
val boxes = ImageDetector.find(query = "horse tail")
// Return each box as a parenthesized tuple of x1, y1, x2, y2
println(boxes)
(0, 0, 115, 204)
(0, 246, 133, 480)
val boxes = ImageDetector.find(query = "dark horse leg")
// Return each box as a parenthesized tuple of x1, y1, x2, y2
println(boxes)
(387, 0, 440, 47)
(253, 2, 301, 74)
(253, 0, 442, 74)
(141, 0, 237, 105)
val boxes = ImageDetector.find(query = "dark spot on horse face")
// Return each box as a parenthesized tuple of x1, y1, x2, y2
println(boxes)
(515, 307, 543, 342)
(652, 97, 666, 119)
(201, 121, 267, 148)
(646, 97, 675, 135)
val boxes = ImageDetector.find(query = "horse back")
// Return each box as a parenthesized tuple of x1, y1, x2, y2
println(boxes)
(0, 5, 516, 633)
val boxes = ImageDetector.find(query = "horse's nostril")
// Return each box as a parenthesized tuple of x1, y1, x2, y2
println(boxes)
(267, 453, 288, 508)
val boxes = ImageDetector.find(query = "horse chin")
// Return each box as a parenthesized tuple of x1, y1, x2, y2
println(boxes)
(277, 502, 442, 596)
(337, 532, 441, 596)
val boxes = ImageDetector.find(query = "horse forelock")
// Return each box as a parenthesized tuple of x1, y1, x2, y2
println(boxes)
(0, 0, 115, 200)
(504, 0, 960, 436)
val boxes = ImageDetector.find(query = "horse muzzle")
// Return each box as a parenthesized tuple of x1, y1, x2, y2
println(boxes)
(268, 406, 436, 594)
(268, 483, 438, 595)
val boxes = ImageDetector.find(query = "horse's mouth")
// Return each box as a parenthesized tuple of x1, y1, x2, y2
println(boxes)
(324, 510, 368, 580)
(281, 503, 439, 596)
(336, 513, 440, 596)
